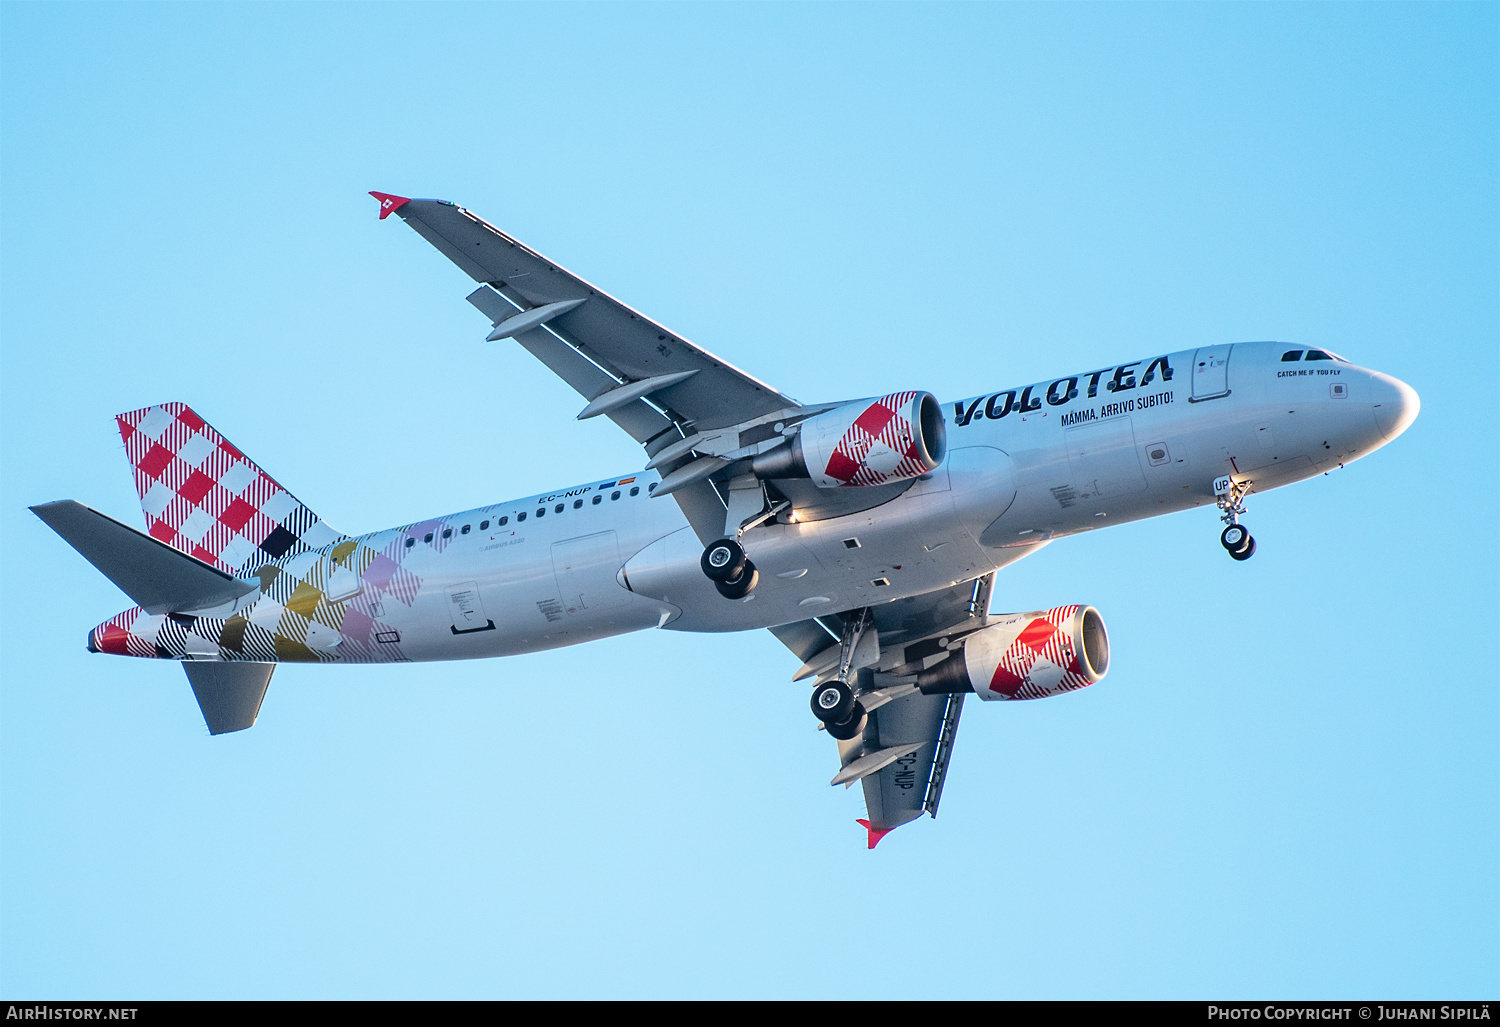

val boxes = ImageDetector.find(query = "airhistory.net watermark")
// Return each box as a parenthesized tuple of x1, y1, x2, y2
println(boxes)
(5, 1008, 138, 1021)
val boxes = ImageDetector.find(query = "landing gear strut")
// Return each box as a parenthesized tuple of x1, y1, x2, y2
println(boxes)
(1214, 476, 1256, 561)
(811, 609, 871, 740)
(693, 482, 786, 596)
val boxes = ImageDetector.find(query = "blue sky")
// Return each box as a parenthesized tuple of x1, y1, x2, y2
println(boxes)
(2, 2, 1495, 999)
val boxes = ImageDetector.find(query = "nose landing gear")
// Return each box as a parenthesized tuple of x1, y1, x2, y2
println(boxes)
(1220, 523, 1256, 560)
(1214, 476, 1256, 560)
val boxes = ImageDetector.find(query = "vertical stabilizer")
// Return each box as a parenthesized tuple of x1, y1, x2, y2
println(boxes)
(116, 403, 341, 574)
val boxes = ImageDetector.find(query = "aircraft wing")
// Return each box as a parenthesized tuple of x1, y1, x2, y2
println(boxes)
(771, 573, 997, 848)
(377, 194, 801, 442)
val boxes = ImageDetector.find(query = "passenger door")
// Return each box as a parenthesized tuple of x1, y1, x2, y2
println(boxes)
(1190, 345, 1233, 402)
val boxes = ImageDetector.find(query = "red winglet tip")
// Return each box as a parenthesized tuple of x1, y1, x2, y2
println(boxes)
(856, 819, 894, 850)
(369, 191, 411, 220)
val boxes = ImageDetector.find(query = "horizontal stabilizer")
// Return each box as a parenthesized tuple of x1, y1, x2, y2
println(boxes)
(183, 661, 274, 734)
(31, 500, 257, 615)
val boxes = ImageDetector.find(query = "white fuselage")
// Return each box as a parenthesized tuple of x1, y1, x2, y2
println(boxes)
(144, 341, 1416, 665)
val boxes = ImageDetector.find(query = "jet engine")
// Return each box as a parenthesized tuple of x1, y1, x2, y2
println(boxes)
(917, 605, 1109, 701)
(751, 391, 946, 488)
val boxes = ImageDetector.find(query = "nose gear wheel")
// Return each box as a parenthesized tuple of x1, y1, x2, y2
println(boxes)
(1215, 478, 1257, 561)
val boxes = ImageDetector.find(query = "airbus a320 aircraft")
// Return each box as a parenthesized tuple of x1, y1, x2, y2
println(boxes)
(32, 192, 1420, 847)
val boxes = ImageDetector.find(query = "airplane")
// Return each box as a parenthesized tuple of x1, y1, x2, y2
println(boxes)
(31, 191, 1421, 848)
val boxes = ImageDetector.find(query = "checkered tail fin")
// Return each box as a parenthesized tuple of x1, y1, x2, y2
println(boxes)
(115, 403, 343, 575)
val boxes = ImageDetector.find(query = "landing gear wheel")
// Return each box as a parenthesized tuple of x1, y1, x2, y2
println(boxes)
(701, 538, 746, 582)
(1229, 536, 1257, 561)
(1220, 524, 1249, 552)
(825, 701, 867, 741)
(714, 561, 759, 599)
(810, 680, 855, 723)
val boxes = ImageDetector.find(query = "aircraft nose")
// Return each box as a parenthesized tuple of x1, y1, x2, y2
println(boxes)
(1370, 372, 1420, 440)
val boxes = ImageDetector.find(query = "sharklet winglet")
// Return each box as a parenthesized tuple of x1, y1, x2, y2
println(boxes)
(857, 818, 894, 850)
(369, 191, 411, 219)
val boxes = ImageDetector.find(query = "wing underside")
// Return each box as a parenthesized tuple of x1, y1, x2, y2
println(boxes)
(771, 572, 1005, 847)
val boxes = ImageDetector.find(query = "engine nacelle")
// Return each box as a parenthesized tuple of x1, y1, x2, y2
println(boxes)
(751, 392, 946, 488)
(917, 605, 1109, 701)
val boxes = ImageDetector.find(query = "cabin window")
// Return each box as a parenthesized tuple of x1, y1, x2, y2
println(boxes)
(555, 503, 564, 513)
(1281, 350, 1303, 362)
(461, 525, 470, 535)
(573, 499, 583, 509)
(517, 512, 526, 522)
(1305, 350, 1332, 361)
(649, 482, 657, 492)
(480, 520, 489, 530)
(629, 487, 640, 497)
(442, 528, 452, 539)
(405, 538, 415, 548)
(592, 495, 601, 505)
(611, 491, 621, 500)
(498, 516, 508, 526)
(536, 508, 545, 518)
(424, 532, 433, 543)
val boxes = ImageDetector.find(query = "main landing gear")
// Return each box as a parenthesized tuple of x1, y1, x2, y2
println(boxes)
(810, 610, 871, 741)
(700, 537, 759, 599)
(1214, 476, 1257, 561)
(700, 483, 790, 601)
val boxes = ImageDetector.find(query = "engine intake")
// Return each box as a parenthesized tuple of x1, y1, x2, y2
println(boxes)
(751, 392, 946, 488)
(917, 605, 1109, 701)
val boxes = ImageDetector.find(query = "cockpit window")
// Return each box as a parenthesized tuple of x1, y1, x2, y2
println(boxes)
(1281, 350, 1304, 362)
(1305, 350, 1332, 361)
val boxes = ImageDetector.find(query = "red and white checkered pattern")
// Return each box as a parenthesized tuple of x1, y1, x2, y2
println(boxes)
(962, 606, 1102, 701)
(116, 403, 339, 574)
(88, 607, 161, 658)
(802, 392, 939, 488)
